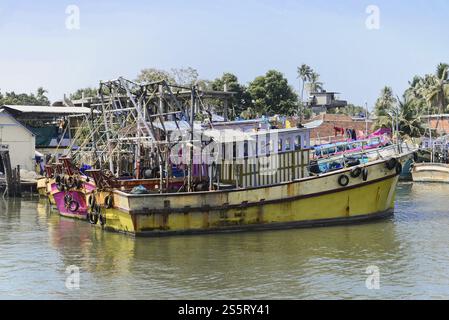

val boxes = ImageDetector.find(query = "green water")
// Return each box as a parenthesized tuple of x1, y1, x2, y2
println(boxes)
(1, 182, 449, 299)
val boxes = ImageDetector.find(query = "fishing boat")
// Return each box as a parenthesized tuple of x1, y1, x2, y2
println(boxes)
(411, 135, 449, 183)
(51, 77, 413, 236)
(86, 144, 412, 236)
(49, 158, 96, 220)
(411, 162, 449, 183)
(37, 164, 62, 205)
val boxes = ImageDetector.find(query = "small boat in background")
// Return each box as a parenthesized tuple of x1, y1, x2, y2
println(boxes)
(411, 135, 449, 183)
(412, 162, 449, 183)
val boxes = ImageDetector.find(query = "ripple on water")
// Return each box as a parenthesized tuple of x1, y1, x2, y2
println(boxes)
(2, 184, 449, 299)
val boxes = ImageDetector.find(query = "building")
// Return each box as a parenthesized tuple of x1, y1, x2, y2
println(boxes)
(307, 91, 347, 115)
(0, 109, 36, 171)
(422, 114, 449, 135)
(304, 113, 373, 146)
(0, 104, 93, 166)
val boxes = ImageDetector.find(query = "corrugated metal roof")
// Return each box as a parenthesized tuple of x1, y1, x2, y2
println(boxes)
(152, 120, 202, 131)
(1, 105, 93, 114)
(303, 119, 323, 129)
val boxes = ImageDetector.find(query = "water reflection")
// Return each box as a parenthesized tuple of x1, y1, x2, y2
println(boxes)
(2, 183, 449, 299)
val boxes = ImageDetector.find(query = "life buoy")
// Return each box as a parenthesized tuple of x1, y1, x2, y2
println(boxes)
(104, 195, 114, 209)
(68, 200, 80, 213)
(362, 168, 369, 181)
(395, 162, 403, 175)
(338, 174, 350, 187)
(386, 158, 397, 170)
(350, 167, 362, 178)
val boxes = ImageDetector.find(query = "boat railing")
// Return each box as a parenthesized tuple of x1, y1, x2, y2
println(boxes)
(308, 143, 407, 175)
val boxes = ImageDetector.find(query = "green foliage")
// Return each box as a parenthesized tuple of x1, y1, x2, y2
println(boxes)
(0, 87, 50, 106)
(211, 73, 252, 118)
(374, 86, 397, 117)
(70, 87, 98, 100)
(136, 68, 176, 84)
(170, 67, 199, 86)
(328, 104, 367, 117)
(136, 67, 200, 87)
(247, 70, 298, 116)
(296, 64, 324, 120)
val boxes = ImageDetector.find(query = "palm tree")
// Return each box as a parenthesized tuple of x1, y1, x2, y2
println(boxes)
(297, 64, 312, 121)
(309, 72, 324, 93)
(297, 64, 312, 102)
(374, 86, 397, 117)
(416, 63, 449, 114)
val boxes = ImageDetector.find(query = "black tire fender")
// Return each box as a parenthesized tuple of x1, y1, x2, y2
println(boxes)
(57, 182, 65, 192)
(362, 168, 369, 181)
(104, 195, 114, 209)
(350, 167, 362, 178)
(88, 194, 96, 209)
(64, 193, 73, 205)
(68, 200, 80, 213)
(395, 162, 403, 175)
(386, 158, 397, 170)
(338, 174, 350, 187)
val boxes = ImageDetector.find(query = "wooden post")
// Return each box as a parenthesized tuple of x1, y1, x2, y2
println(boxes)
(0, 149, 13, 197)
(16, 165, 22, 197)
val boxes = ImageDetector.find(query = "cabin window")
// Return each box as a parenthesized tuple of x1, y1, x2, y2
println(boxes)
(337, 145, 345, 152)
(244, 141, 248, 157)
(295, 136, 301, 150)
(285, 138, 291, 151)
(278, 138, 283, 152)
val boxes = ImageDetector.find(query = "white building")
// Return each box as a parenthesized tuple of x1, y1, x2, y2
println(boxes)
(0, 109, 36, 171)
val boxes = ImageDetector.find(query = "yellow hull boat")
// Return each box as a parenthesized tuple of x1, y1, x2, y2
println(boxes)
(88, 153, 411, 237)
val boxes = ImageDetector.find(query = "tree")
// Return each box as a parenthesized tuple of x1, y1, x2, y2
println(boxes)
(170, 67, 199, 86)
(0, 87, 50, 106)
(308, 72, 324, 93)
(70, 87, 98, 100)
(296, 64, 313, 120)
(297, 64, 312, 101)
(136, 68, 176, 84)
(374, 86, 397, 117)
(136, 67, 201, 87)
(247, 70, 298, 116)
(417, 63, 449, 114)
(211, 73, 252, 118)
(329, 104, 367, 117)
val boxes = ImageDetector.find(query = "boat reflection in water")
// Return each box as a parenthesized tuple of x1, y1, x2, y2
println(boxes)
(41, 195, 405, 299)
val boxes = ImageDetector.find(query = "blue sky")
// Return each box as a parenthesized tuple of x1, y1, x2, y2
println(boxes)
(1, 0, 449, 110)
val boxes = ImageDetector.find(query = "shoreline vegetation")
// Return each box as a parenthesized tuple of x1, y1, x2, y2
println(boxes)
(1, 63, 448, 138)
